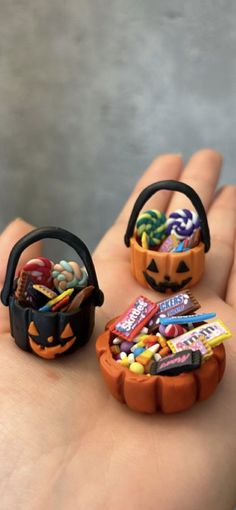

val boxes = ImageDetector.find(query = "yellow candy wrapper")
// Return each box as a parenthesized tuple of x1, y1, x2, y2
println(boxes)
(167, 319, 231, 352)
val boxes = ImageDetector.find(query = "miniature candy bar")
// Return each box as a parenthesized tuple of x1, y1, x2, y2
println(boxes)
(159, 312, 216, 325)
(167, 320, 231, 351)
(15, 270, 36, 306)
(167, 335, 213, 361)
(51, 295, 71, 312)
(181, 228, 201, 250)
(149, 349, 202, 376)
(65, 285, 95, 312)
(27, 282, 57, 310)
(166, 209, 200, 241)
(147, 290, 200, 332)
(158, 233, 179, 252)
(33, 284, 57, 300)
(109, 295, 158, 341)
(136, 209, 167, 248)
(39, 288, 74, 312)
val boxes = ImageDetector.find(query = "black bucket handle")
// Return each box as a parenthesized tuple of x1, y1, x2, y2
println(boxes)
(124, 180, 210, 252)
(1, 226, 104, 307)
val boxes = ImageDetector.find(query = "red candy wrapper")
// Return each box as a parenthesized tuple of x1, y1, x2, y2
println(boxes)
(109, 295, 158, 341)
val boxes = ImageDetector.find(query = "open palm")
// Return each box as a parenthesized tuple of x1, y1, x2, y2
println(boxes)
(0, 150, 235, 510)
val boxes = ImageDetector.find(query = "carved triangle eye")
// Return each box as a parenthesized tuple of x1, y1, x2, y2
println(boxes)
(28, 321, 39, 336)
(176, 260, 189, 273)
(61, 323, 73, 339)
(147, 259, 159, 273)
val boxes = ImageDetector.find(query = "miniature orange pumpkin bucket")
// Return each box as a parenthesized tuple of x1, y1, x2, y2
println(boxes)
(124, 180, 210, 293)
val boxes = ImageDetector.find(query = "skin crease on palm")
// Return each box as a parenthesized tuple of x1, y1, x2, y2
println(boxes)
(0, 150, 236, 510)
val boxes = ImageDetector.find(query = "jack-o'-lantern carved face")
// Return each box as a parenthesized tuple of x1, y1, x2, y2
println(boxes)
(28, 320, 76, 359)
(143, 258, 192, 293)
(129, 238, 205, 293)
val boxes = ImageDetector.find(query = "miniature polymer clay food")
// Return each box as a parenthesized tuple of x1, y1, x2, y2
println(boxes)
(96, 290, 230, 414)
(52, 260, 88, 293)
(1, 226, 104, 359)
(136, 210, 167, 249)
(124, 180, 210, 292)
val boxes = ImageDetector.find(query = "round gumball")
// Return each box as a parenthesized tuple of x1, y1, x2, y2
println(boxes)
(120, 341, 133, 353)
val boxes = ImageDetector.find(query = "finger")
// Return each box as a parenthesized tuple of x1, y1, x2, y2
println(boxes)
(166, 149, 222, 214)
(117, 154, 183, 225)
(0, 219, 41, 334)
(94, 154, 183, 260)
(204, 186, 236, 297)
(225, 228, 236, 310)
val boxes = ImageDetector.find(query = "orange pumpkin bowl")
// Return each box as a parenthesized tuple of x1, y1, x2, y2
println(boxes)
(96, 322, 226, 414)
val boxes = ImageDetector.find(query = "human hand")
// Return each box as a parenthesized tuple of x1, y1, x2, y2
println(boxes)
(0, 150, 235, 510)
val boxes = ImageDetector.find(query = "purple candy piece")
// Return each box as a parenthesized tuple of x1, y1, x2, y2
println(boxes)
(120, 341, 133, 354)
(166, 209, 200, 240)
(159, 324, 167, 337)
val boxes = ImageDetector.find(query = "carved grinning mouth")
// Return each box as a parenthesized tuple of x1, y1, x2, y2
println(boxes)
(28, 336, 76, 359)
(143, 271, 192, 293)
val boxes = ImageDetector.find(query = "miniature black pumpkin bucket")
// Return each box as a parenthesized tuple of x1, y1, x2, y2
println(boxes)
(1, 227, 104, 359)
(124, 180, 210, 293)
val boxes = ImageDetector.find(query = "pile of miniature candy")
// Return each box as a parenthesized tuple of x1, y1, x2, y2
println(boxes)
(135, 208, 201, 252)
(109, 292, 231, 376)
(15, 257, 94, 312)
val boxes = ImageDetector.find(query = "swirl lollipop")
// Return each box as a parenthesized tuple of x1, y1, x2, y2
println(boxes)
(166, 209, 200, 241)
(52, 260, 88, 294)
(136, 209, 167, 249)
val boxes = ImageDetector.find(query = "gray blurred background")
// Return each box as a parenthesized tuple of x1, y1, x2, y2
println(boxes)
(0, 0, 236, 260)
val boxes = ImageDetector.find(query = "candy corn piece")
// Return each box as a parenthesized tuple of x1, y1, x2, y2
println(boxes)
(142, 335, 159, 346)
(130, 340, 145, 352)
(156, 334, 167, 348)
(136, 344, 160, 367)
